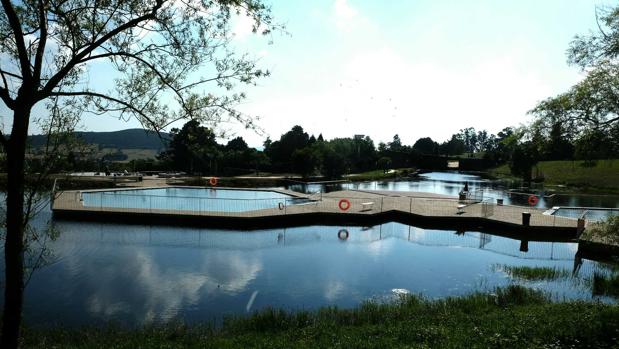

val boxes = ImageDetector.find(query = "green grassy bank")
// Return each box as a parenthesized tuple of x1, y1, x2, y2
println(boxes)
(20, 286, 619, 348)
(345, 168, 416, 182)
(492, 159, 619, 193)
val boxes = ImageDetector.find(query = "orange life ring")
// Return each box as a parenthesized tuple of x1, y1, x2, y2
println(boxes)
(527, 195, 539, 206)
(338, 229, 349, 240)
(209, 177, 218, 186)
(338, 199, 351, 211)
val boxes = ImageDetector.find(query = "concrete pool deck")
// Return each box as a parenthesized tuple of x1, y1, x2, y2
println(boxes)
(51, 187, 582, 239)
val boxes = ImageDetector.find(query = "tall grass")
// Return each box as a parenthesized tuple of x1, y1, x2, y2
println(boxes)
(498, 265, 571, 281)
(20, 286, 619, 349)
(592, 271, 619, 298)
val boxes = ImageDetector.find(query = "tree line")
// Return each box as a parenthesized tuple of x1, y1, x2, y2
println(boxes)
(54, 111, 617, 181)
(117, 123, 505, 177)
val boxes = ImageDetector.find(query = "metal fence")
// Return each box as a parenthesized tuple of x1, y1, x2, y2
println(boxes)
(55, 190, 582, 228)
(551, 207, 619, 222)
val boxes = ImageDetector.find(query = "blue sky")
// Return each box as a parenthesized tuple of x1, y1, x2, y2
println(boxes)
(14, 0, 612, 147)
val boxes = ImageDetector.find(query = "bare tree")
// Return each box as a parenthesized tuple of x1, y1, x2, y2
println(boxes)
(0, 0, 275, 347)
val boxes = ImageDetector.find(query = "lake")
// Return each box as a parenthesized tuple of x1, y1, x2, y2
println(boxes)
(2, 171, 618, 327)
(7, 214, 614, 327)
(287, 171, 619, 209)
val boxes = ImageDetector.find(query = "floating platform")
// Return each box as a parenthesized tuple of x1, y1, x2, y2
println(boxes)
(51, 188, 582, 240)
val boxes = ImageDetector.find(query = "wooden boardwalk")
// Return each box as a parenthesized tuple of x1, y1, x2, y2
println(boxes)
(52, 188, 580, 234)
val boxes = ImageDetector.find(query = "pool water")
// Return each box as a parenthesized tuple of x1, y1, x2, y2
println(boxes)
(81, 187, 297, 212)
(550, 207, 619, 221)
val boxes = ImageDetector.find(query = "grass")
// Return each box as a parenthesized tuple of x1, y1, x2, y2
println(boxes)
(592, 271, 619, 298)
(498, 265, 571, 281)
(537, 159, 619, 192)
(346, 168, 416, 182)
(490, 163, 517, 180)
(492, 159, 619, 193)
(20, 286, 619, 348)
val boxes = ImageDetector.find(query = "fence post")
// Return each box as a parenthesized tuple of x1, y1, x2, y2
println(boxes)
(381, 197, 384, 212)
(577, 218, 585, 237)
(149, 196, 152, 213)
(51, 178, 58, 206)
(409, 196, 412, 213)
(284, 199, 287, 215)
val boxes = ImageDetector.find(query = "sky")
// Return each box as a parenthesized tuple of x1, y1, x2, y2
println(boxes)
(10, 0, 614, 147)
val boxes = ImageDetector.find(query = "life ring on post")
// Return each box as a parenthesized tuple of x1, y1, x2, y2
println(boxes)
(278, 202, 284, 210)
(527, 195, 539, 206)
(209, 177, 218, 186)
(338, 199, 351, 211)
(338, 229, 349, 240)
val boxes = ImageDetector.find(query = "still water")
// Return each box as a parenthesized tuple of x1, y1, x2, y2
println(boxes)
(287, 171, 619, 209)
(3, 171, 618, 327)
(13, 218, 611, 326)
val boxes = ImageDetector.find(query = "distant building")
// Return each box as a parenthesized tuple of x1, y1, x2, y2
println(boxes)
(354, 134, 365, 140)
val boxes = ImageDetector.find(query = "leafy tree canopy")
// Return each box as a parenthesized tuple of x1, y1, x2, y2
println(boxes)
(530, 6, 619, 132)
(162, 120, 219, 174)
(0, 1, 277, 346)
(412, 137, 438, 155)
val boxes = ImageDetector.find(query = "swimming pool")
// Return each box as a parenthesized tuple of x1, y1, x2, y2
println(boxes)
(549, 207, 619, 221)
(81, 187, 302, 212)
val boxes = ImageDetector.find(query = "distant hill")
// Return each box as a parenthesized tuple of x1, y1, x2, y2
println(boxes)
(28, 129, 171, 151)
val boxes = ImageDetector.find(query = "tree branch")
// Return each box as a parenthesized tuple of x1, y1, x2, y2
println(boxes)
(80, 50, 186, 106)
(33, 0, 48, 83)
(0, 67, 23, 80)
(39, 0, 165, 100)
(601, 115, 619, 125)
(0, 0, 32, 81)
(48, 90, 162, 131)
(0, 86, 14, 109)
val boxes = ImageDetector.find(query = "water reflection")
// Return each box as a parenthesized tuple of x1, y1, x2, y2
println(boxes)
(11, 220, 609, 327)
(285, 171, 619, 209)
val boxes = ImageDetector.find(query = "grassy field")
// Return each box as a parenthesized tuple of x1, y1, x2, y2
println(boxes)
(492, 159, 619, 193)
(20, 286, 619, 348)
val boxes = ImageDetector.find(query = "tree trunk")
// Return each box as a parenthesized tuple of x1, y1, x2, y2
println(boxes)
(1, 105, 31, 349)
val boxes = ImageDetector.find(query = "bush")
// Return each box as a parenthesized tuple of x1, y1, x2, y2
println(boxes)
(586, 215, 619, 244)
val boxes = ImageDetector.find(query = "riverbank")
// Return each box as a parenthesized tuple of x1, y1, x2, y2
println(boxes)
(491, 159, 619, 194)
(19, 286, 619, 348)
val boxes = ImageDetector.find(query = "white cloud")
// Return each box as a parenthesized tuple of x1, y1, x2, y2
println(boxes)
(235, 42, 564, 147)
(333, 0, 359, 31)
(324, 280, 346, 301)
(50, 226, 263, 323)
